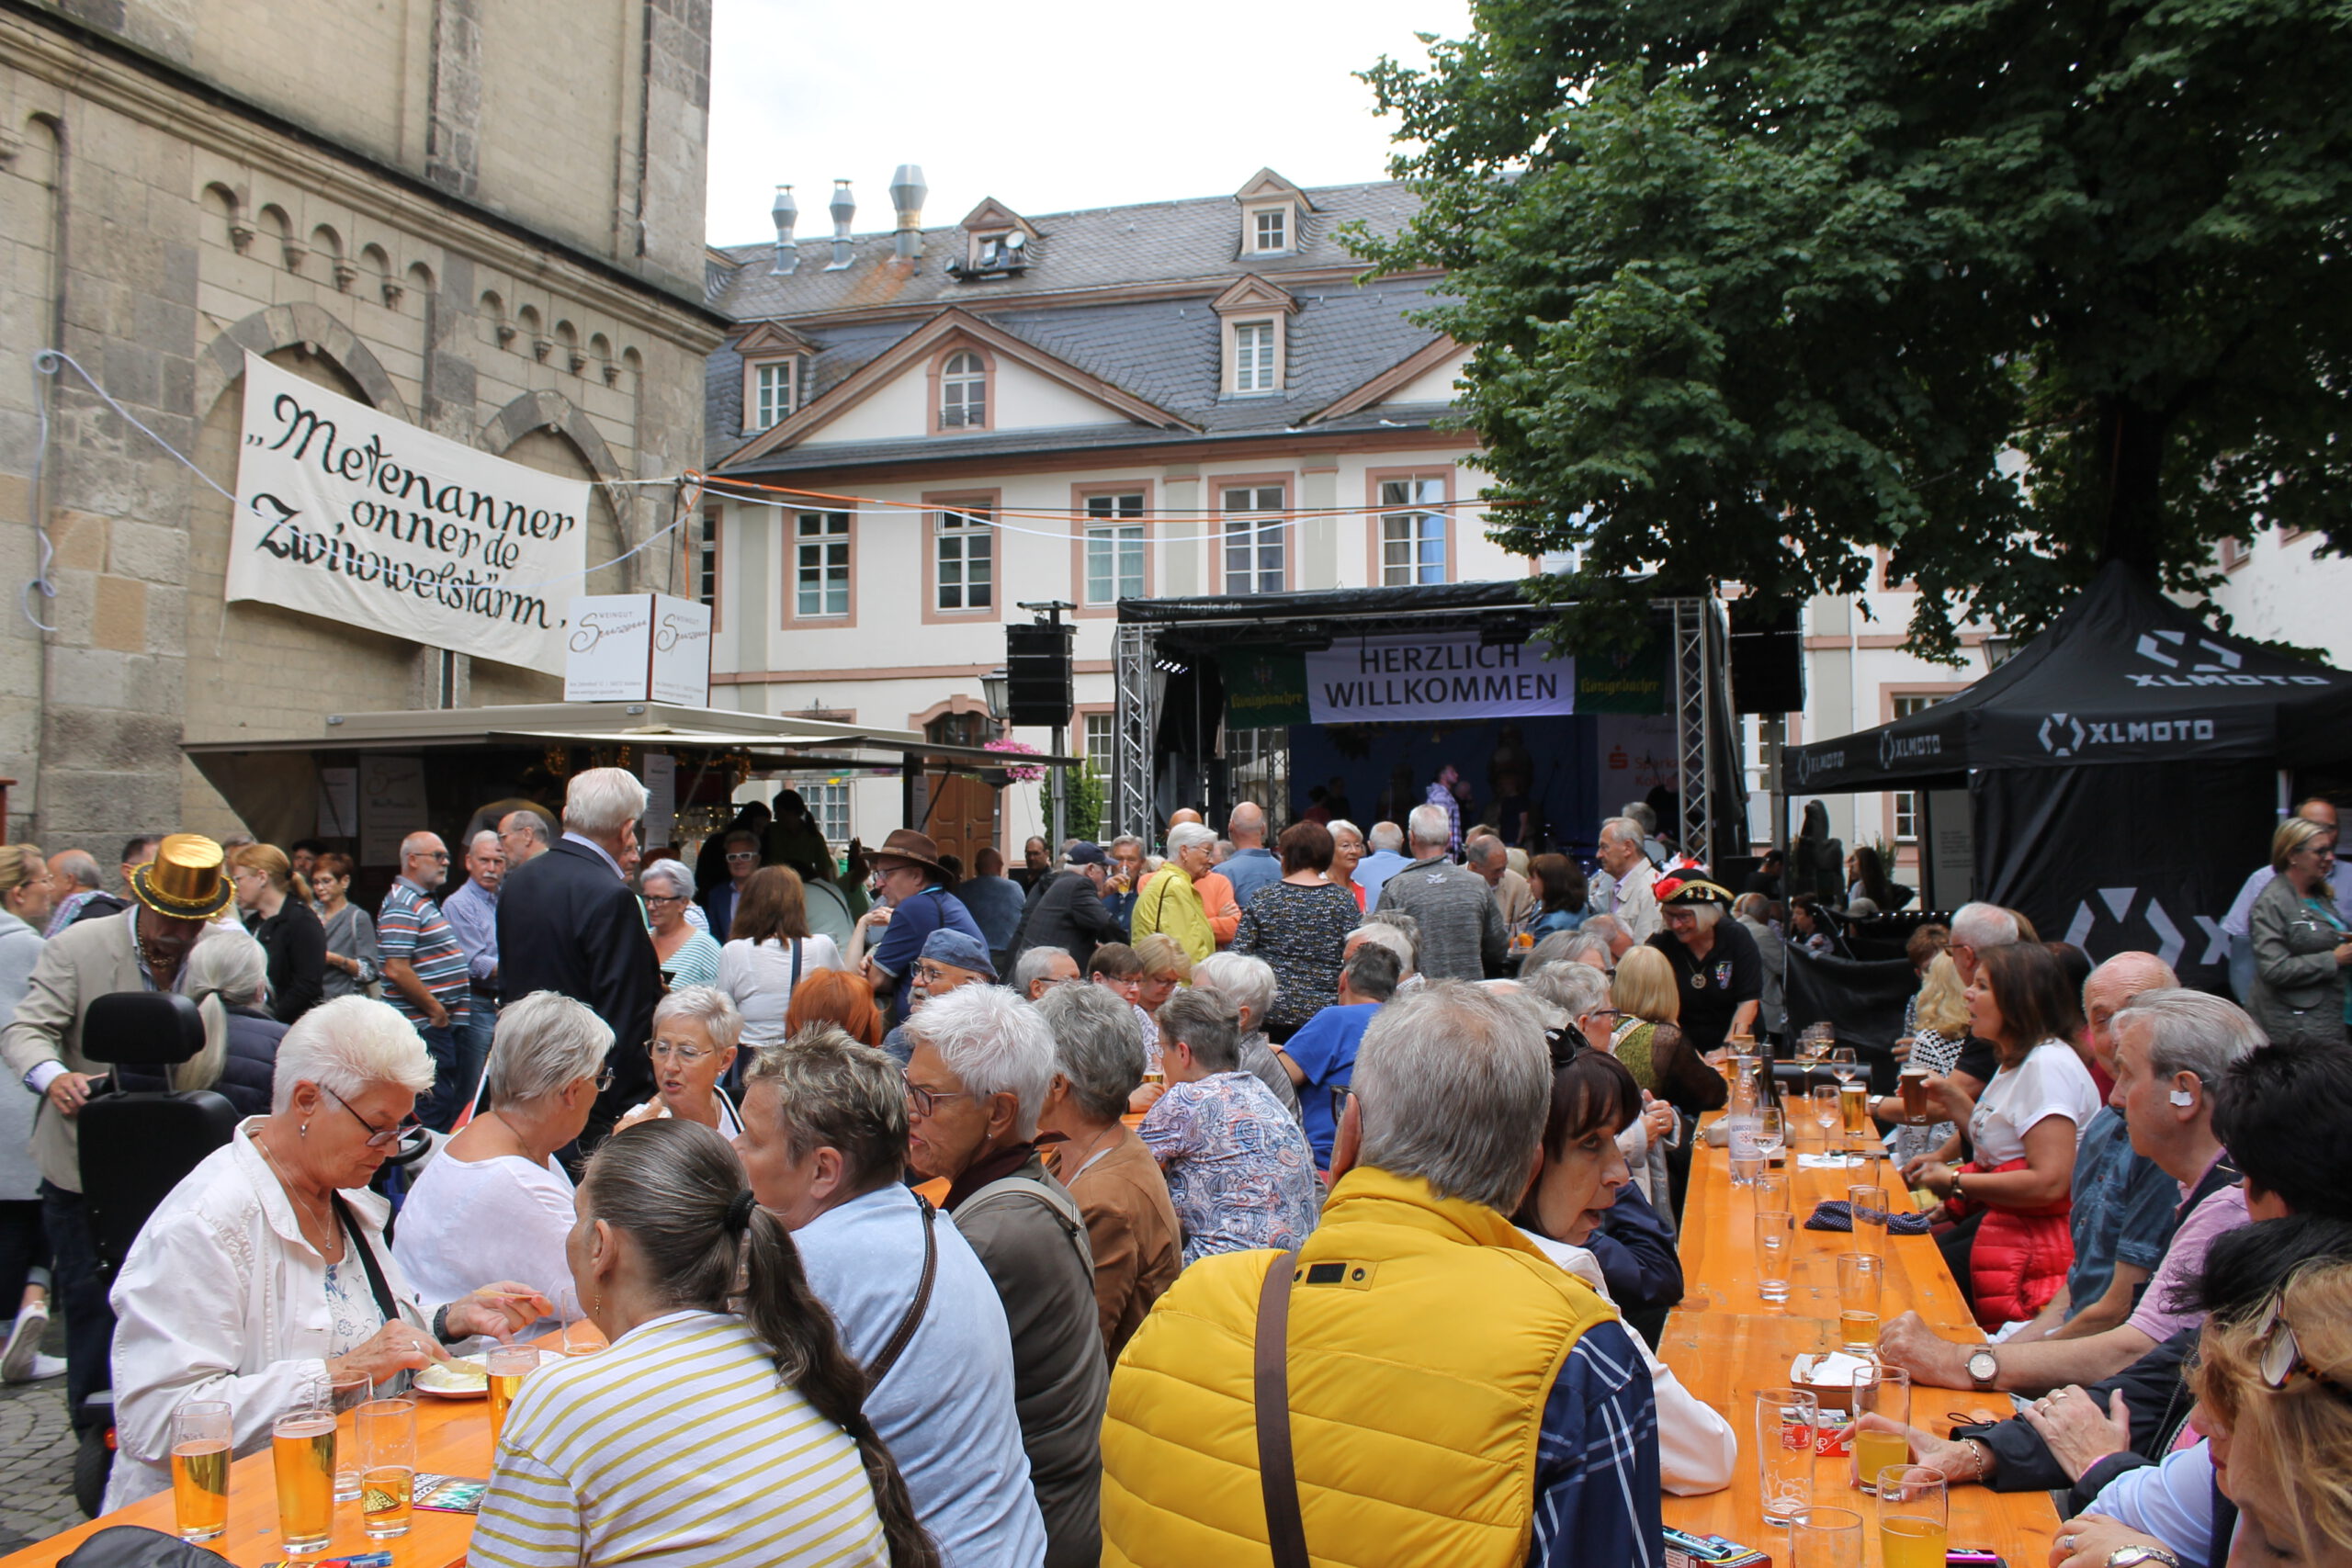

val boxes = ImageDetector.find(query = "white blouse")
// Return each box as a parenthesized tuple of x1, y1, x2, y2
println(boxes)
(392, 1146, 577, 1310)
(716, 935, 845, 1045)
(1968, 1040, 2101, 1167)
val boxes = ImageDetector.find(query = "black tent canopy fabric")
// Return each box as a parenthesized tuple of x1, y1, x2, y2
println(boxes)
(1786, 561, 2352, 793)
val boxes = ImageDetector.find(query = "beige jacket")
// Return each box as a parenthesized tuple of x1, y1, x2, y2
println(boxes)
(0, 911, 154, 1190)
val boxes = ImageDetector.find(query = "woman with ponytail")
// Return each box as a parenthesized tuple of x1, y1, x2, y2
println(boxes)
(469, 1118, 936, 1568)
(112, 928, 284, 1116)
(227, 843, 325, 1025)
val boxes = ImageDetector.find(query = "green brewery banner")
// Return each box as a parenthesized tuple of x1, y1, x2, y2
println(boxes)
(1574, 629, 1668, 714)
(1223, 649, 1312, 729)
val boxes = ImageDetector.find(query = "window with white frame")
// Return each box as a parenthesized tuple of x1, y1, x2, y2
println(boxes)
(1223, 485, 1286, 594)
(1891, 694, 1946, 842)
(1232, 321, 1277, 394)
(1083, 492, 1145, 604)
(1379, 477, 1448, 585)
(1083, 711, 1116, 778)
(792, 779, 851, 847)
(934, 506, 993, 612)
(753, 360, 794, 428)
(794, 512, 850, 617)
(1252, 207, 1289, 253)
(694, 508, 720, 610)
(940, 351, 987, 429)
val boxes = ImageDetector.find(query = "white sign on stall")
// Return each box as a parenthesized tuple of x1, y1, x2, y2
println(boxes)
(229, 354, 589, 673)
(563, 593, 712, 706)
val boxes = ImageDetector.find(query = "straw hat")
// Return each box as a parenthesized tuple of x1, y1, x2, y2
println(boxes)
(129, 833, 235, 921)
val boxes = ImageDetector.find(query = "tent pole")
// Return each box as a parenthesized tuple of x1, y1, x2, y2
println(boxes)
(2279, 769, 2293, 818)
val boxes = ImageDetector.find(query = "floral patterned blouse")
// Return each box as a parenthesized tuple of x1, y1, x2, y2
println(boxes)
(1233, 880, 1361, 1036)
(1139, 1071, 1324, 1265)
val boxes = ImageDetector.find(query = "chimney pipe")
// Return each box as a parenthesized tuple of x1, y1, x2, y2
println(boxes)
(889, 163, 927, 263)
(769, 185, 799, 276)
(826, 179, 855, 271)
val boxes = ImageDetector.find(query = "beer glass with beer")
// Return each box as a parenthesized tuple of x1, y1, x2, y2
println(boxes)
(272, 1404, 336, 1554)
(1877, 1463, 1950, 1568)
(170, 1399, 231, 1543)
(356, 1397, 417, 1539)
(1850, 1366, 1911, 1494)
(1838, 1252, 1886, 1352)
(1838, 1077, 1873, 1156)
(487, 1344, 539, 1450)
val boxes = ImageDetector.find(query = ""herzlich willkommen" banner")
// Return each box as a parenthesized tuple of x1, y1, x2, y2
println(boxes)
(1306, 631, 1576, 724)
(228, 353, 590, 673)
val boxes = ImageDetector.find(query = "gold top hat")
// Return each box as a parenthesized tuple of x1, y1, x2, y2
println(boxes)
(130, 834, 235, 921)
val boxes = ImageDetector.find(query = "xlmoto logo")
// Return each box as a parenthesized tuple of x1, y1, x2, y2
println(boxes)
(2040, 713, 2217, 756)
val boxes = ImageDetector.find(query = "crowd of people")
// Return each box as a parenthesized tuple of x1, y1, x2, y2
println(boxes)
(0, 783, 2339, 1567)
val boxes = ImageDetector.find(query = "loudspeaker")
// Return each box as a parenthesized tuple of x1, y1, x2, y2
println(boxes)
(1728, 597, 1804, 715)
(1006, 622, 1075, 728)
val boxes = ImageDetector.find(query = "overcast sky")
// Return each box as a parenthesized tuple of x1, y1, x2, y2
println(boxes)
(703, 0, 1474, 248)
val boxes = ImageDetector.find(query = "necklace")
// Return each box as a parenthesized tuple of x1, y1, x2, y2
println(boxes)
(1060, 1122, 1121, 1180)
(254, 1127, 340, 1258)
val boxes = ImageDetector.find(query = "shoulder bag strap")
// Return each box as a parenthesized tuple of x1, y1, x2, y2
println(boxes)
(865, 1197, 938, 1393)
(1255, 1248, 1308, 1568)
(790, 936, 803, 992)
(330, 1192, 406, 1331)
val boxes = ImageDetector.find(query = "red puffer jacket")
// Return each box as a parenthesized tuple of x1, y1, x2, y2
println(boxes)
(1956, 1157, 2074, 1328)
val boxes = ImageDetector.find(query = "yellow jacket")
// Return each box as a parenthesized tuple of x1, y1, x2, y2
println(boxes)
(1101, 1167, 1619, 1568)
(1129, 865, 1215, 964)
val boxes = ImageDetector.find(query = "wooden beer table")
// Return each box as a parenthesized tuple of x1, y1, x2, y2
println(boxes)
(1659, 1120, 2062, 1565)
(0, 1326, 588, 1568)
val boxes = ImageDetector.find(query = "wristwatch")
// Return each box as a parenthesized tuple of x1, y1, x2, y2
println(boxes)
(1966, 1347, 1998, 1389)
(2105, 1548, 2185, 1568)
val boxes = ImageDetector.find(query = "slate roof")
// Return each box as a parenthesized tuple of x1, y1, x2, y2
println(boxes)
(704, 178, 1453, 471)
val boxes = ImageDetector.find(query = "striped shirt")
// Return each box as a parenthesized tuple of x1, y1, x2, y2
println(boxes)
(377, 879, 470, 1028)
(469, 1310, 889, 1568)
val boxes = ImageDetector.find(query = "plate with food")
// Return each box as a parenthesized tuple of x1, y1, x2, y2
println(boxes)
(413, 1353, 489, 1399)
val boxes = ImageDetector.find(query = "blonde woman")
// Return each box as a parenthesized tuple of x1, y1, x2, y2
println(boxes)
(1611, 943, 1727, 1217)
(0, 844, 60, 1382)
(1884, 952, 1972, 1166)
(227, 843, 325, 1024)
(2246, 815, 2352, 1047)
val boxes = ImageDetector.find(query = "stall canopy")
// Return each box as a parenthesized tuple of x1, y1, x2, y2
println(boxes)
(1787, 560, 2352, 794)
(1785, 562, 2352, 989)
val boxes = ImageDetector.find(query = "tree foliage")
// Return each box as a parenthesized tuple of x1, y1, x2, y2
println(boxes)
(1354, 0, 2352, 658)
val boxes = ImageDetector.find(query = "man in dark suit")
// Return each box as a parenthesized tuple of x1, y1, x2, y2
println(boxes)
(496, 767, 662, 1142)
(1007, 841, 1121, 973)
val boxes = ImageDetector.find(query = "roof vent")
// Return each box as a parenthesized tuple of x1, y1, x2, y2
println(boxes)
(769, 185, 798, 276)
(827, 180, 855, 271)
(889, 164, 927, 263)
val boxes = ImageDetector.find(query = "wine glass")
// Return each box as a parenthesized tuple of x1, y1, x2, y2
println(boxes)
(1811, 1083, 1841, 1146)
(1828, 1046, 1860, 1087)
(1753, 1106, 1785, 1164)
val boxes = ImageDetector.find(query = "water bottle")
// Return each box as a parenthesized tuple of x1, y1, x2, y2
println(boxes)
(1727, 1076, 1763, 1187)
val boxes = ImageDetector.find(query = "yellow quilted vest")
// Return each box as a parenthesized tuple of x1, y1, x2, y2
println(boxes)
(1100, 1167, 1619, 1568)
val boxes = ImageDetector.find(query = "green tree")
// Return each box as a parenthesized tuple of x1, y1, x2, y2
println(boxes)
(1356, 0, 2352, 659)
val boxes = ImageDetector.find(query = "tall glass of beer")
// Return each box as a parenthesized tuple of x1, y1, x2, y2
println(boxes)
(356, 1397, 417, 1539)
(1838, 1079, 1871, 1146)
(1899, 1066, 1931, 1123)
(272, 1404, 336, 1554)
(487, 1345, 540, 1450)
(170, 1400, 232, 1543)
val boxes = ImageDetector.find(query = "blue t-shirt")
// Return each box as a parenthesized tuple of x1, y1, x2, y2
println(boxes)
(870, 886, 985, 1025)
(1220, 847, 1282, 910)
(1283, 1002, 1380, 1167)
(2065, 1106, 2178, 1317)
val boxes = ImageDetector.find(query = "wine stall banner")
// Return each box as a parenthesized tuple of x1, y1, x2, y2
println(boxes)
(228, 353, 590, 673)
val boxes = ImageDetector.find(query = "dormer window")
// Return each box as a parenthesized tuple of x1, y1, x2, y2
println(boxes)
(734, 321, 817, 434)
(1233, 322, 1277, 393)
(1232, 169, 1316, 258)
(752, 358, 796, 428)
(936, 348, 990, 432)
(967, 231, 1028, 274)
(952, 198, 1037, 282)
(1212, 275, 1297, 399)
(1250, 206, 1291, 254)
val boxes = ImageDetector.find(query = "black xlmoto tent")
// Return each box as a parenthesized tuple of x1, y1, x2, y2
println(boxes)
(1785, 562, 2352, 988)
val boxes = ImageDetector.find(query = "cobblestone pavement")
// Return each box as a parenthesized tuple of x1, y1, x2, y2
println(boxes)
(0, 1317, 85, 1554)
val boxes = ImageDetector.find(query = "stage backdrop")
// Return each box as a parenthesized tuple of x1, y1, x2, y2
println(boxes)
(229, 353, 589, 673)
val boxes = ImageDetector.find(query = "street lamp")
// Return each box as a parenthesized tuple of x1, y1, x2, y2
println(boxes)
(980, 668, 1010, 722)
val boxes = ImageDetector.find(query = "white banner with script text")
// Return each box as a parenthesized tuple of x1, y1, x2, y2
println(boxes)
(228, 354, 590, 672)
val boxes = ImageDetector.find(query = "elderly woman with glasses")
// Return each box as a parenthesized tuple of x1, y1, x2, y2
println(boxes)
(617, 986, 747, 1137)
(641, 858, 723, 992)
(394, 991, 614, 1309)
(103, 996, 545, 1509)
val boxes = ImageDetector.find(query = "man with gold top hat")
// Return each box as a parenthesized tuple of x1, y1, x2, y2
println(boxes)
(0, 833, 232, 1431)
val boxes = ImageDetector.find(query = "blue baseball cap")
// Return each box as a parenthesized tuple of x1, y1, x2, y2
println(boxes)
(921, 927, 998, 980)
(1065, 841, 1111, 868)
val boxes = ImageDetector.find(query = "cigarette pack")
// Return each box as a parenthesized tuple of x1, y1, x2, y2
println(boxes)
(1664, 1525, 1772, 1568)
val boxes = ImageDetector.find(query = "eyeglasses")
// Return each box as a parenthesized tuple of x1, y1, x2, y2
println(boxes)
(913, 962, 970, 986)
(904, 1076, 969, 1118)
(1328, 1084, 1357, 1127)
(414, 852, 450, 863)
(591, 1067, 615, 1092)
(320, 1084, 419, 1149)
(643, 894, 687, 907)
(647, 1038, 713, 1064)
(2257, 1293, 2352, 1402)
(725, 852, 759, 863)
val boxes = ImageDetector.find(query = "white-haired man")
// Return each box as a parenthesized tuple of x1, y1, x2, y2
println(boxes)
(904, 984, 1106, 1568)
(439, 829, 504, 1114)
(1373, 804, 1506, 982)
(1593, 817, 1661, 942)
(1352, 820, 1412, 906)
(496, 768, 663, 1141)
(1101, 982, 1662, 1564)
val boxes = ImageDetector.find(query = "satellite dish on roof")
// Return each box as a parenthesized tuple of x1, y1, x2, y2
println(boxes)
(1004, 231, 1026, 251)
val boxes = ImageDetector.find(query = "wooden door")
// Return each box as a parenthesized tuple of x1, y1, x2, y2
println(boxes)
(925, 773, 998, 869)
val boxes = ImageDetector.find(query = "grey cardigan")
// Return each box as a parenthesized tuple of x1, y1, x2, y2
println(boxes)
(0, 912, 44, 1201)
(2247, 872, 2350, 1046)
